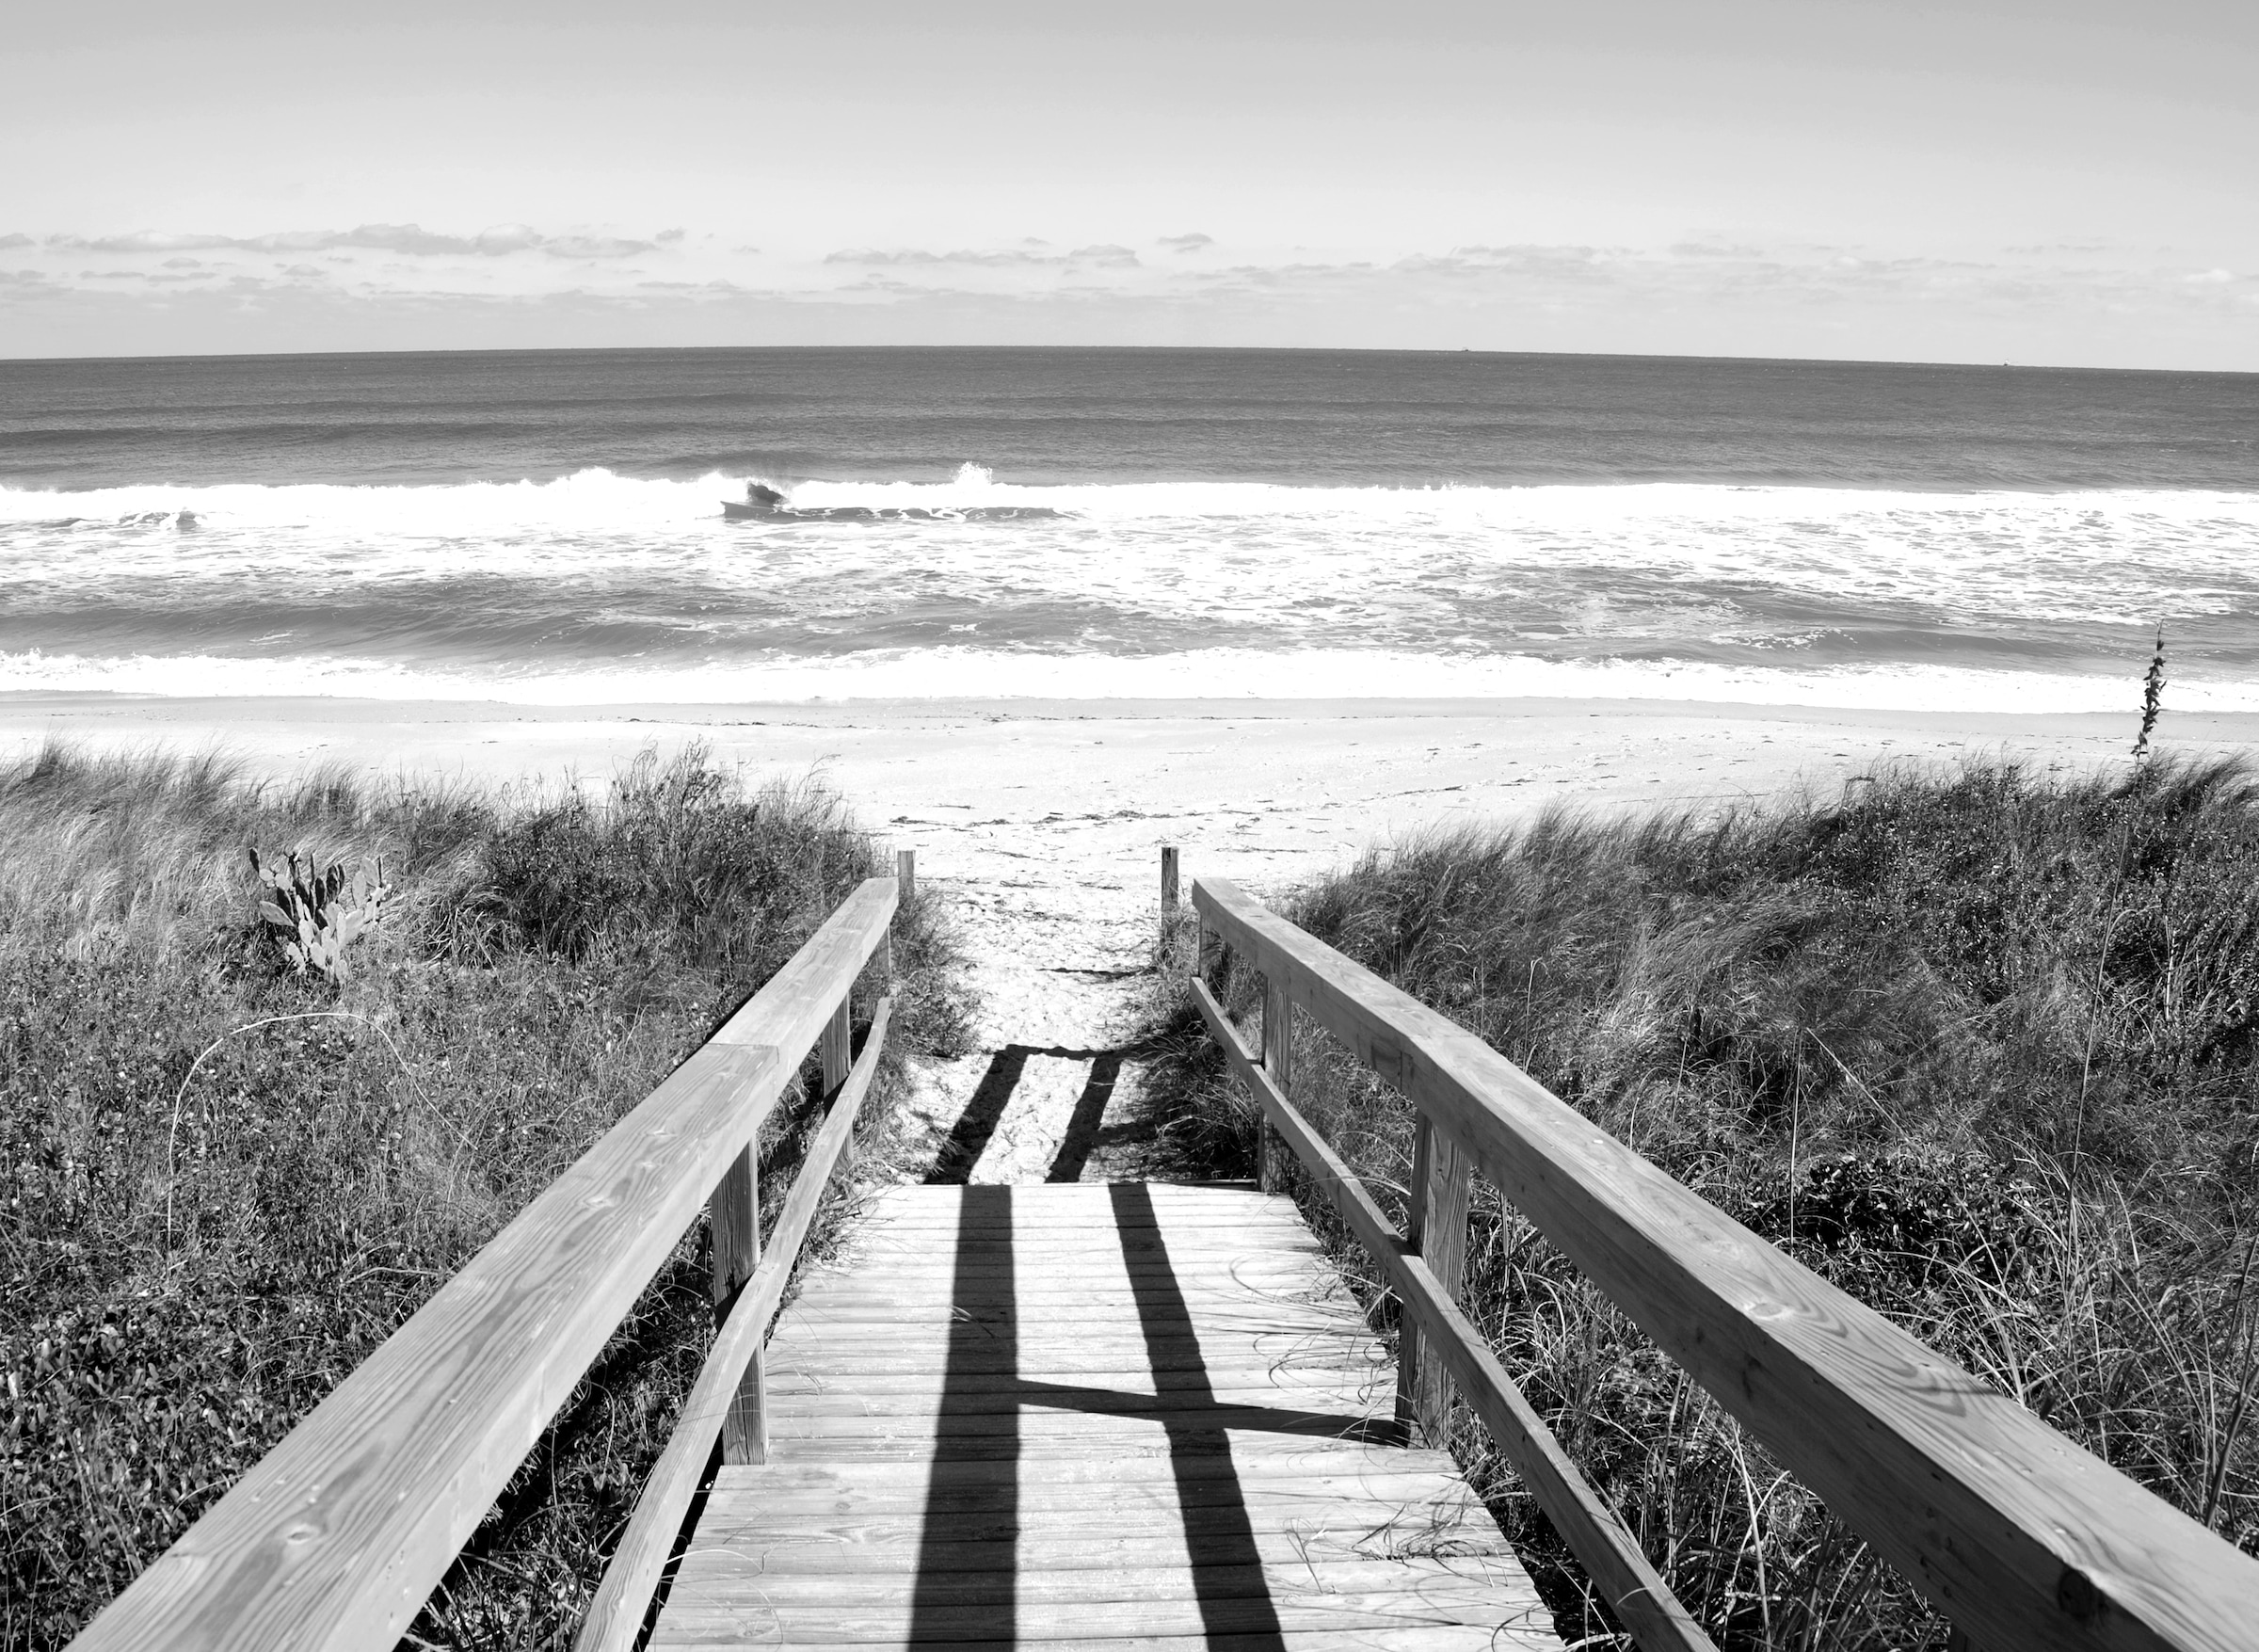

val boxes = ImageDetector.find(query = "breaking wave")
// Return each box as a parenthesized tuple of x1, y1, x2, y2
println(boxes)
(4, 464, 2256, 710)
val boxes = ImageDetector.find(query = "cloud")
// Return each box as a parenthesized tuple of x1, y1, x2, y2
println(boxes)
(827, 247, 1050, 266)
(5, 226, 2254, 368)
(539, 234, 654, 260)
(1669, 241, 1765, 259)
(54, 232, 241, 254)
(37, 223, 655, 258)
(825, 244, 1141, 269)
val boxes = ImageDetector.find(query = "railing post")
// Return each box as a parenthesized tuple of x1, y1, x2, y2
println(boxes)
(1160, 845, 1182, 970)
(1399, 1117, 1469, 1445)
(821, 999, 852, 1098)
(709, 1146, 768, 1465)
(884, 848, 915, 981)
(1258, 974, 1290, 1194)
(1395, 1117, 1433, 1437)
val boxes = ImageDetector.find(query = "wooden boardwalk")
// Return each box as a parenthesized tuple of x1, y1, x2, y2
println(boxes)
(649, 1181, 1555, 1650)
(74, 862, 2259, 1652)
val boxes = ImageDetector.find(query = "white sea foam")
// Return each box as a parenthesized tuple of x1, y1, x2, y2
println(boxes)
(4, 467, 2255, 706)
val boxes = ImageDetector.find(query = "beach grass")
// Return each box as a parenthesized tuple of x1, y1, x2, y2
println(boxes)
(0, 742, 972, 1652)
(1144, 755, 2259, 1650)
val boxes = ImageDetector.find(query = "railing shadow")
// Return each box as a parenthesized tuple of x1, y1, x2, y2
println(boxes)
(926, 1038, 1172, 1187)
(909, 1182, 1343, 1645)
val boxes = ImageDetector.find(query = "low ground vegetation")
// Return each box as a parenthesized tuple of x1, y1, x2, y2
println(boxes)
(1, 744, 970, 1652)
(1148, 757, 2259, 1650)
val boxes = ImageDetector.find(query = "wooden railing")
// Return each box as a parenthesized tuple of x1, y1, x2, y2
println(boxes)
(1187, 871, 2259, 1652)
(67, 855, 915, 1652)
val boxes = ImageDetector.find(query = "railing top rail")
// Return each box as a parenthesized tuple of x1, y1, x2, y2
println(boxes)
(1192, 874, 2259, 1652)
(70, 874, 900, 1652)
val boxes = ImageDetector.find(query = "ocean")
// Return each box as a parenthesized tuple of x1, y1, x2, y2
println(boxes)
(2, 346, 2254, 710)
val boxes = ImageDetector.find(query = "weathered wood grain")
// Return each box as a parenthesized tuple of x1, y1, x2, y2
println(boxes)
(762, 1404, 1381, 1443)
(765, 1349, 1386, 1380)
(1196, 875, 2259, 1652)
(779, 1303, 1364, 1331)
(676, 1529, 1510, 1575)
(676, 1556, 1533, 1606)
(692, 1442, 1471, 1489)
(1394, 1117, 1432, 1434)
(651, 1183, 1549, 1652)
(759, 1382, 1385, 1418)
(1261, 972, 1292, 1194)
(763, 1367, 1386, 1400)
(576, 996, 893, 1652)
(650, 1635, 1530, 1652)
(710, 1147, 767, 1465)
(849, 1211, 1310, 1238)
(657, 1630, 1538, 1652)
(1195, 978, 1714, 1652)
(652, 1582, 1548, 1644)
(785, 1284, 1351, 1309)
(1410, 1126, 1469, 1442)
(822, 1000, 854, 1096)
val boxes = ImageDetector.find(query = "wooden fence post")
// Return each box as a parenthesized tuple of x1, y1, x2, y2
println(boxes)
(884, 848, 915, 981)
(820, 992, 854, 1177)
(1408, 1120, 1471, 1444)
(709, 1147, 768, 1464)
(1259, 975, 1290, 1194)
(1395, 1116, 1433, 1438)
(821, 999, 852, 1099)
(1161, 845, 1182, 970)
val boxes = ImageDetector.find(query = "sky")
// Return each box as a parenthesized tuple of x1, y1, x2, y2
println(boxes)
(3, 0, 2255, 366)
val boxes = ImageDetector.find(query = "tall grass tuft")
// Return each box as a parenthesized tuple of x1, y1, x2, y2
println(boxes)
(0, 742, 972, 1652)
(1147, 756, 2259, 1649)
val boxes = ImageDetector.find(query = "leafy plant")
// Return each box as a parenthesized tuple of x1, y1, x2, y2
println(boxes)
(249, 847, 388, 982)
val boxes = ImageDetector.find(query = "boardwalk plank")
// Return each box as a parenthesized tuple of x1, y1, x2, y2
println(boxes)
(650, 1185, 1553, 1650)
(687, 1532, 1514, 1575)
(666, 1558, 1536, 1606)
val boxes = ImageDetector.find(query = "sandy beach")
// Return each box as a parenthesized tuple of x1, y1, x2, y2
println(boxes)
(12, 690, 2256, 1179)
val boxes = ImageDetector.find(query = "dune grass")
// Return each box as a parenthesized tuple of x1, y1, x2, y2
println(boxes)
(1147, 756, 2259, 1650)
(0, 743, 971, 1652)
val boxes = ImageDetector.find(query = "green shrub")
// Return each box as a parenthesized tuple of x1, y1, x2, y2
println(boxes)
(0, 743, 970, 1652)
